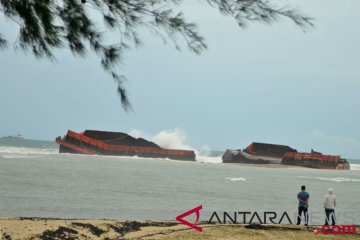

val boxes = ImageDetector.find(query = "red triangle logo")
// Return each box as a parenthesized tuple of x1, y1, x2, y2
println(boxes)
(176, 205, 203, 232)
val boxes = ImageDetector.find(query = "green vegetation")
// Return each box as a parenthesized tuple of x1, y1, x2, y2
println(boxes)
(0, 0, 312, 109)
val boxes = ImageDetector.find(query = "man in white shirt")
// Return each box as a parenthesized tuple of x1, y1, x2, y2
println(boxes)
(324, 188, 336, 226)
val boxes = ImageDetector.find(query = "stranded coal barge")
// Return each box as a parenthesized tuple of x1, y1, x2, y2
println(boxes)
(56, 130, 196, 161)
(282, 151, 349, 170)
(222, 142, 297, 164)
(222, 142, 349, 170)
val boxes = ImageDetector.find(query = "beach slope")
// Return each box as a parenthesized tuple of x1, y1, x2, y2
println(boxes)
(0, 218, 359, 239)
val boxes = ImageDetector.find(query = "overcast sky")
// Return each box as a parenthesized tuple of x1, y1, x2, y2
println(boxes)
(1, 0, 359, 158)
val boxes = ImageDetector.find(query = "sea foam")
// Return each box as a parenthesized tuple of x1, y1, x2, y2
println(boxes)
(350, 164, 360, 171)
(0, 146, 58, 157)
(296, 176, 360, 182)
(225, 177, 246, 181)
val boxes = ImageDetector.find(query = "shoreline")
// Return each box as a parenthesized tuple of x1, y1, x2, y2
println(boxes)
(1, 218, 359, 239)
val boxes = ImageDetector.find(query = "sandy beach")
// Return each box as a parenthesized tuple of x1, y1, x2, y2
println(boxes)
(0, 218, 359, 240)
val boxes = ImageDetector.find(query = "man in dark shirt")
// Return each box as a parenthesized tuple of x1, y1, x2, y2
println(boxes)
(297, 185, 309, 226)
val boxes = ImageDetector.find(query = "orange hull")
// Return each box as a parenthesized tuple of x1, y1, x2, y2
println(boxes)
(281, 152, 350, 170)
(56, 130, 196, 161)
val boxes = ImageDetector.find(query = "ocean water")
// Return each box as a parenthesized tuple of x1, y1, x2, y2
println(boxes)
(0, 138, 359, 225)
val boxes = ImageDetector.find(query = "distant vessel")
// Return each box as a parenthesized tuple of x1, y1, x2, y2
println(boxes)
(4, 133, 24, 139)
(222, 142, 350, 170)
(56, 130, 196, 161)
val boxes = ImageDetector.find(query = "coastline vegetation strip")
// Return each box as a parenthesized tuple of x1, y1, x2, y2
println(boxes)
(0, 218, 359, 240)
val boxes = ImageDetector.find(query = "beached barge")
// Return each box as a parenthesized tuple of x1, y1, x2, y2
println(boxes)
(56, 130, 196, 161)
(222, 142, 349, 170)
(281, 152, 350, 170)
(222, 142, 297, 164)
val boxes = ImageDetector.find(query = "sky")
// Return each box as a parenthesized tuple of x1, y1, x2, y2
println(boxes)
(0, 0, 360, 158)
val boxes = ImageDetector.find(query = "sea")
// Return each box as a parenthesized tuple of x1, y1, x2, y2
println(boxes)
(0, 137, 359, 225)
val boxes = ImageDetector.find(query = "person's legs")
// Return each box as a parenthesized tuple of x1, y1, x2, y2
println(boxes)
(330, 209, 336, 226)
(325, 208, 330, 225)
(297, 207, 303, 225)
(304, 207, 309, 226)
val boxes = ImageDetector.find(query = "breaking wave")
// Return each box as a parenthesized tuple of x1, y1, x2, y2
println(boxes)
(295, 176, 360, 182)
(350, 164, 360, 171)
(196, 155, 222, 164)
(0, 146, 58, 158)
(225, 177, 246, 181)
(129, 128, 223, 163)
(129, 128, 192, 150)
(195, 145, 223, 163)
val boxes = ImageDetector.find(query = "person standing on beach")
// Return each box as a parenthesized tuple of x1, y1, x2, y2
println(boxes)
(297, 185, 309, 226)
(324, 188, 336, 226)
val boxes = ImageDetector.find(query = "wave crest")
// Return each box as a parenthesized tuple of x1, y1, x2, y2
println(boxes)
(225, 177, 246, 181)
(350, 164, 360, 171)
(0, 146, 58, 157)
(296, 176, 360, 182)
